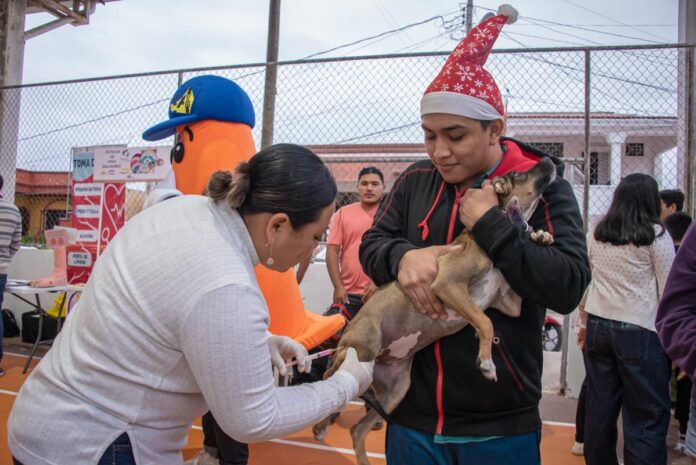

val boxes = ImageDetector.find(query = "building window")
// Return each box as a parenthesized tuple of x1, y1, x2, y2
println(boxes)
(625, 143, 644, 157)
(589, 152, 599, 185)
(18, 207, 30, 236)
(528, 142, 564, 157)
(43, 209, 69, 232)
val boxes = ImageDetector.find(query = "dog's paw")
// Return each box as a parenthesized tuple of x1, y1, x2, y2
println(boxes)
(491, 177, 512, 195)
(531, 229, 554, 246)
(312, 424, 328, 441)
(478, 358, 498, 382)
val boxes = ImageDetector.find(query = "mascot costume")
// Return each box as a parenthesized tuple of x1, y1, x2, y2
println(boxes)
(142, 75, 344, 465)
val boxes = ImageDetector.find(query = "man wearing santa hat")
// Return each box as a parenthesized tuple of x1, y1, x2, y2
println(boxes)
(360, 5, 590, 464)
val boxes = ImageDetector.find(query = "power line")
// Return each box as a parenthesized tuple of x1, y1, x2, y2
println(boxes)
(18, 98, 167, 142)
(476, 5, 666, 44)
(302, 11, 459, 60)
(333, 121, 421, 144)
(559, 0, 672, 42)
(514, 24, 676, 28)
(507, 29, 601, 47)
(372, 0, 412, 45)
(500, 31, 672, 116)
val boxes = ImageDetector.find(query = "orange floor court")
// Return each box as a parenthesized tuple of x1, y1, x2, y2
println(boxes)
(0, 352, 586, 465)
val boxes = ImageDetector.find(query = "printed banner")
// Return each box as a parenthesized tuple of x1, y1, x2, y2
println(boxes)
(71, 146, 126, 248)
(94, 146, 171, 182)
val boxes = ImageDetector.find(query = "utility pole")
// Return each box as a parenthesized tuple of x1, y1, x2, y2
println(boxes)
(261, 0, 281, 150)
(465, 0, 474, 34)
(0, 0, 27, 203)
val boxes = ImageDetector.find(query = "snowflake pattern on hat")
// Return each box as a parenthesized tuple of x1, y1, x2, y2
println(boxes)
(422, 5, 518, 119)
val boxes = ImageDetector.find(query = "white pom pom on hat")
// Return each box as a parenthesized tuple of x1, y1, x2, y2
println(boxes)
(497, 4, 519, 24)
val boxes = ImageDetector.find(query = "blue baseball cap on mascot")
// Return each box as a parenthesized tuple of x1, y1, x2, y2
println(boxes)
(142, 74, 256, 141)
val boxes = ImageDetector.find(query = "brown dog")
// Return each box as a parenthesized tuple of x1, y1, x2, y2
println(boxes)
(312, 158, 557, 465)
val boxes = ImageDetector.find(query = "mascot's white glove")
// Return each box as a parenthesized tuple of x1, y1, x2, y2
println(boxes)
(267, 334, 311, 377)
(333, 347, 375, 395)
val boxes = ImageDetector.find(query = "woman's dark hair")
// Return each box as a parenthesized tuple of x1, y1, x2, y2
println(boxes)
(206, 143, 337, 229)
(594, 173, 664, 246)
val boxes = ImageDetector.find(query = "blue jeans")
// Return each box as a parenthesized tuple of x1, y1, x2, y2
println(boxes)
(0, 273, 6, 361)
(386, 422, 541, 465)
(583, 314, 670, 465)
(13, 432, 135, 465)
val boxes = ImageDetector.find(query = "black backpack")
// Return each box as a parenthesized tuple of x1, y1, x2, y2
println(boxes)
(2, 308, 20, 338)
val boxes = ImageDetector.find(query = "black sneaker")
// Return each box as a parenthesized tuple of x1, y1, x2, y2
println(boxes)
(0, 367, 5, 377)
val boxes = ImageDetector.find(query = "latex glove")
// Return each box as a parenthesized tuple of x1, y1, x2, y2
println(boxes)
(333, 347, 375, 395)
(267, 335, 311, 377)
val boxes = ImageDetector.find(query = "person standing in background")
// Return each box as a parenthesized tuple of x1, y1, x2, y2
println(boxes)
(657, 222, 696, 465)
(326, 166, 385, 314)
(0, 174, 23, 377)
(665, 211, 692, 252)
(663, 210, 693, 454)
(659, 189, 684, 222)
(582, 173, 674, 465)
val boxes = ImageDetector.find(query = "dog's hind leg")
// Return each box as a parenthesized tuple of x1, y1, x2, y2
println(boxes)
(351, 358, 414, 465)
(432, 282, 497, 381)
(350, 408, 383, 465)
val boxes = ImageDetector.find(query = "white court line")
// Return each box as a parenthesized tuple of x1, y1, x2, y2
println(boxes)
(270, 438, 386, 459)
(190, 424, 386, 459)
(0, 390, 572, 458)
(542, 420, 575, 427)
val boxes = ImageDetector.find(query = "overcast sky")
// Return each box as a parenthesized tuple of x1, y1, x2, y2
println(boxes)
(22, 0, 680, 84)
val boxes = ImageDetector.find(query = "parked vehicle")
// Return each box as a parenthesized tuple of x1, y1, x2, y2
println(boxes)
(542, 314, 563, 352)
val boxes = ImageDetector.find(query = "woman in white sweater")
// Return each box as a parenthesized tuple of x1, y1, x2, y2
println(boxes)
(581, 173, 674, 465)
(8, 144, 374, 465)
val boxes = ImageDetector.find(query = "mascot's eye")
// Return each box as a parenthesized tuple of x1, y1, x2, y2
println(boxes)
(171, 142, 185, 164)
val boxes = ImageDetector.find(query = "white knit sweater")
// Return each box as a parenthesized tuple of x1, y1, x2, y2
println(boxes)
(9, 195, 357, 465)
(584, 224, 675, 331)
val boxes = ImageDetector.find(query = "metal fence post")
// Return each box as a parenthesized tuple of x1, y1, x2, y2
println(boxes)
(261, 0, 281, 150)
(582, 49, 591, 233)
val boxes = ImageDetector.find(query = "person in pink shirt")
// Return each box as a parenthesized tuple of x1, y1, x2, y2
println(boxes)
(327, 167, 385, 314)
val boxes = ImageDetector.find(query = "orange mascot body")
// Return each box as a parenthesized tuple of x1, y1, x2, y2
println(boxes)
(142, 75, 343, 349)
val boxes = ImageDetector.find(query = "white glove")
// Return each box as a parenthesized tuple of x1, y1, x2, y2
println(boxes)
(267, 334, 311, 377)
(333, 347, 374, 395)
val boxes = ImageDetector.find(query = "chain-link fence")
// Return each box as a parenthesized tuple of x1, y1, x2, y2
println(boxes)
(0, 44, 692, 243)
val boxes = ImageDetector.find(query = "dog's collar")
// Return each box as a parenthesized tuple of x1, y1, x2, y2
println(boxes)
(474, 145, 506, 188)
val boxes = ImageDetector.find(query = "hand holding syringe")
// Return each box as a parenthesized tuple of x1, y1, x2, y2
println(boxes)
(274, 348, 337, 386)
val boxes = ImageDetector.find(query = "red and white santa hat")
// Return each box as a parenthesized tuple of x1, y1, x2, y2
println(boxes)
(420, 5, 518, 120)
